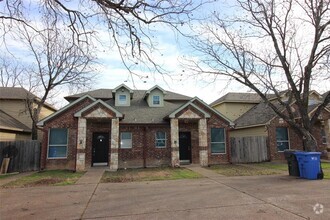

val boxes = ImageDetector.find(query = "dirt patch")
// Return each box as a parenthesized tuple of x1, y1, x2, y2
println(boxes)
(138, 170, 170, 178)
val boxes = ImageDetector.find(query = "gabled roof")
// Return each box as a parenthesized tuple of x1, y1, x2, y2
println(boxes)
(170, 97, 234, 125)
(112, 84, 134, 99)
(210, 92, 261, 106)
(0, 109, 31, 133)
(0, 87, 56, 110)
(37, 95, 96, 126)
(74, 100, 123, 118)
(168, 102, 210, 119)
(65, 88, 191, 102)
(235, 100, 329, 129)
(144, 85, 167, 99)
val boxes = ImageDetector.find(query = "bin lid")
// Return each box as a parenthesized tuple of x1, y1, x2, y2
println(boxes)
(294, 152, 321, 155)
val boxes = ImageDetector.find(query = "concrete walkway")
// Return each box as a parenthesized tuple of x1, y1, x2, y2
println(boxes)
(76, 167, 106, 185)
(1, 167, 329, 219)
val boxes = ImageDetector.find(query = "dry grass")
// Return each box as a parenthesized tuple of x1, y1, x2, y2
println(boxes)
(101, 167, 202, 183)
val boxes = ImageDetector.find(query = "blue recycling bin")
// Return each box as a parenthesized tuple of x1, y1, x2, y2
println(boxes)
(294, 152, 321, 180)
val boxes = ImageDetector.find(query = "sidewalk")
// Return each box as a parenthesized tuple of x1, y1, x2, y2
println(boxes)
(183, 164, 224, 178)
(76, 167, 106, 184)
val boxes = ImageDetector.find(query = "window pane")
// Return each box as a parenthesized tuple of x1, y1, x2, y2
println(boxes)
(276, 127, 288, 141)
(211, 143, 225, 153)
(153, 95, 160, 105)
(156, 131, 165, 139)
(49, 128, 67, 145)
(121, 132, 132, 148)
(119, 95, 127, 104)
(211, 128, 224, 142)
(48, 146, 67, 158)
(156, 139, 166, 147)
(277, 141, 289, 152)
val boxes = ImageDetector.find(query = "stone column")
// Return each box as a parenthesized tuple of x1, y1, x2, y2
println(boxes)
(110, 118, 119, 171)
(170, 118, 180, 167)
(76, 118, 86, 171)
(198, 118, 208, 166)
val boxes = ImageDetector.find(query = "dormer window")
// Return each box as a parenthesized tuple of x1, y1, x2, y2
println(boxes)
(153, 95, 160, 105)
(144, 85, 166, 107)
(119, 95, 127, 105)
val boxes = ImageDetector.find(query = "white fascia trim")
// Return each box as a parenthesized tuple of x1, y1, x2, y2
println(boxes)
(74, 99, 123, 118)
(191, 97, 235, 126)
(169, 102, 210, 118)
(37, 95, 96, 126)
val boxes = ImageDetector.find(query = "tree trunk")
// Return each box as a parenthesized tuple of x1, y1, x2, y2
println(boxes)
(31, 120, 38, 140)
(303, 132, 317, 152)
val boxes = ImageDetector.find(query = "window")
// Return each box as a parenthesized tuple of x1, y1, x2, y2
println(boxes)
(121, 132, 132, 149)
(155, 131, 166, 148)
(119, 94, 127, 104)
(48, 128, 68, 158)
(321, 128, 327, 144)
(276, 127, 289, 151)
(211, 128, 226, 154)
(152, 95, 160, 105)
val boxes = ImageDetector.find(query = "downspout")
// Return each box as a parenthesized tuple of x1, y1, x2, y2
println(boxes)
(143, 126, 147, 168)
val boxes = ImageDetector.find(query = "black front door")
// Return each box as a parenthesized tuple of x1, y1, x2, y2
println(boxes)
(92, 132, 109, 165)
(179, 132, 191, 162)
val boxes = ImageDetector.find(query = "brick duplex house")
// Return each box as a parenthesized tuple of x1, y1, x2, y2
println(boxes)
(211, 91, 330, 161)
(37, 84, 234, 171)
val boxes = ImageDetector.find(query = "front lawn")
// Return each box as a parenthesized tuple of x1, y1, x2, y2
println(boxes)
(101, 167, 202, 183)
(0, 172, 18, 180)
(207, 164, 283, 176)
(2, 170, 85, 188)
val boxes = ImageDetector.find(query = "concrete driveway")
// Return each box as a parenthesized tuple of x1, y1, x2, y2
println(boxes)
(0, 167, 329, 220)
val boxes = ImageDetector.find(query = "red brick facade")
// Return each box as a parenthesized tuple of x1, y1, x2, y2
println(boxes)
(40, 97, 232, 171)
(267, 109, 330, 160)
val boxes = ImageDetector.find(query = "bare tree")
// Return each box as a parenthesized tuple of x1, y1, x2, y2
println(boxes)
(0, 0, 204, 74)
(0, 56, 24, 87)
(186, 0, 330, 151)
(10, 17, 96, 140)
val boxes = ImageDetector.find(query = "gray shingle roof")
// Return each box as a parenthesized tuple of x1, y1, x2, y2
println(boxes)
(0, 87, 36, 100)
(234, 101, 278, 127)
(210, 92, 261, 106)
(58, 88, 192, 124)
(0, 109, 31, 132)
(0, 87, 56, 110)
(65, 89, 191, 102)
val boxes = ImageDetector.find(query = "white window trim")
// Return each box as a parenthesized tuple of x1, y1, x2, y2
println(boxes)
(47, 128, 68, 159)
(152, 95, 160, 105)
(276, 127, 290, 152)
(120, 132, 132, 149)
(118, 94, 127, 105)
(321, 128, 327, 144)
(155, 131, 167, 148)
(211, 128, 226, 155)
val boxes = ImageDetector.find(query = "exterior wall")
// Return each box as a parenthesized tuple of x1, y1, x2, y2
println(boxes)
(85, 121, 112, 168)
(267, 109, 330, 160)
(193, 100, 231, 165)
(179, 121, 199, 164)
(0, 131, 31, 141)
(118, 124, 171, 168)
(147, 89, 164, 107)
(41, 98, 93, 170)
(230, 126, 267, 137)
(115, 87, 131, 106)
(213, 102, 256, 121)
(0, 100, 32, 128)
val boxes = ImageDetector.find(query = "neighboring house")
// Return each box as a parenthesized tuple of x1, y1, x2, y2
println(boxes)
(210, 93, 261, 121)
(0, 87, 56, 141)
(37, 84, 234, 171)
(211, 91, 330, 160)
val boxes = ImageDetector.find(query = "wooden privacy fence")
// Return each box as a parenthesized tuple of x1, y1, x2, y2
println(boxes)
(230, 136, 269, 163)
(0, 140, 40, 173)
